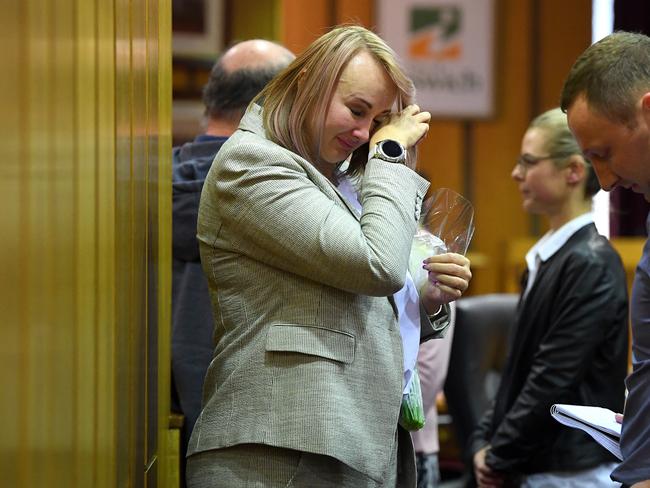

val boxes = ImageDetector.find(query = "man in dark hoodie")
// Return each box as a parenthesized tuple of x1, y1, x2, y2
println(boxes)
(171, 39, 294, 481)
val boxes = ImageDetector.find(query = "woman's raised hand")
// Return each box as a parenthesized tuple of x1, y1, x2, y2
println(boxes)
(370, 104, 431, 149)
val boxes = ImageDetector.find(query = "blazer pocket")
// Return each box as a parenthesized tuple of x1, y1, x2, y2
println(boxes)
(265, 324, 355, 365)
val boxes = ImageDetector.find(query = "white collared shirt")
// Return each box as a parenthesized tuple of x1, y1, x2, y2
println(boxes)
(524, 212, 595, 297)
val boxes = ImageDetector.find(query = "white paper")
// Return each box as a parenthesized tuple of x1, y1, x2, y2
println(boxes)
(393, 270, 422, 393)
(550, 404, 622, 460)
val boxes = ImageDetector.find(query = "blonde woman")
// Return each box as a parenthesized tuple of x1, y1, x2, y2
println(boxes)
(187, 25, 471, 488)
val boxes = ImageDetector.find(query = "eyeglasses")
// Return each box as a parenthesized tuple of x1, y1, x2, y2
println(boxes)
(515, 152, 574, 172)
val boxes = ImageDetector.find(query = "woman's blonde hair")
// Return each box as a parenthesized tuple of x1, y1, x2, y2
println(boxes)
(529, 107, 600, 198)
(253, 25, 415, 170)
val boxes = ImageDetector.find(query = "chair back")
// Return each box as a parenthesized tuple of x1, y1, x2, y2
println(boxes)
(443, 293, 518, 463)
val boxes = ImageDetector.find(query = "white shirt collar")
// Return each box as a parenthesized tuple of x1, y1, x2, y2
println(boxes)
(525, 212, 595, 273)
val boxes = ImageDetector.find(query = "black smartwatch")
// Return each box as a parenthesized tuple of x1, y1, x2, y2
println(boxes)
(370, 139, 406, 164)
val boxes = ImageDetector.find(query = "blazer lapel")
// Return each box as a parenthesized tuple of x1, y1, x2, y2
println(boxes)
(239, 104, 398, 316)
(331, 184, 361, 220)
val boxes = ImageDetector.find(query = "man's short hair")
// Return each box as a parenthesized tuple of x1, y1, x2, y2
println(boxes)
(560, 31, 650, 125)
(202, 61, 284, 122)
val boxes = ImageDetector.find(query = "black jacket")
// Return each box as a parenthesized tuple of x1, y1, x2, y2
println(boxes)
(171, 135, 227, 460)
(471, 223, 628, 478)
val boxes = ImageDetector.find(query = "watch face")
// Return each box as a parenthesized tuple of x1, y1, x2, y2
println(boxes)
(381, 140, 403, 158)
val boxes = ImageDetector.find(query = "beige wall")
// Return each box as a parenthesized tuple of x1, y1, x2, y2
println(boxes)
(0, 0, 172, 486)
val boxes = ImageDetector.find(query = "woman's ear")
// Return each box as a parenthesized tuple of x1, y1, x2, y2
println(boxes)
(641, 92, 650, 126)
(566, 156, 586, 185)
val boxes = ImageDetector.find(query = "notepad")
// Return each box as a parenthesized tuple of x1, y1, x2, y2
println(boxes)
(550, 404, 622, 460)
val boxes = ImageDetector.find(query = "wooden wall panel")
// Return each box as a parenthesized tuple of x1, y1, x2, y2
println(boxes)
(538, 0, 592, 112)
(419, 122, 465, 195)
(156, 0, 174, 485)
(75, 0, 101, 486)
(96, 0, 118, 485)
(229, 0, 374, 48)
(229, 0, 280, 42)
(471, 0, 535, 293)
(0, 0, 172, 487)
(335, 0, 373, 27)
(471, 0, 591, 294)
(115, 0, 139, 481)
(0, 2, 23, 485)
(280, 0, 332, 53)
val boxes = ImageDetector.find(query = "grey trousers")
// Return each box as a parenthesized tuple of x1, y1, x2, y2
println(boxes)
(415, 453, 440, 488)
(187, 427, 415, 488)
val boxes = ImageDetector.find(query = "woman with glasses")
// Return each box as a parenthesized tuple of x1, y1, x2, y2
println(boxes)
(471, 107, 628, 487)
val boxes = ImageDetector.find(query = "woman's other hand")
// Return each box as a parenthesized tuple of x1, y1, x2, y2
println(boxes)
(473, 447, 505, 488)
(370, 104, 431, 149)
(420, 252, 471, 313)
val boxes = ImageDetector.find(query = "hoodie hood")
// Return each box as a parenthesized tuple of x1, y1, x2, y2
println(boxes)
(172, 136, 227, 262)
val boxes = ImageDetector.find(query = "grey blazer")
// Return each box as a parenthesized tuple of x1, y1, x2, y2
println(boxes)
(188, 105, 429, 482)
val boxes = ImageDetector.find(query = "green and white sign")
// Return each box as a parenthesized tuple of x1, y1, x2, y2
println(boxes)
(378, 0, 495, 118)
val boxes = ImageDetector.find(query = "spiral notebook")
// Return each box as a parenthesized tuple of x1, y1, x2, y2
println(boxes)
(550, 404, 622, 460)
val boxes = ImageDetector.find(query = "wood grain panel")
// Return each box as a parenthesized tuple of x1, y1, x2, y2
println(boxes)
(0, 0, 25, 484)
(156, 0, 174, 485)
(229, 0, 280, 42)
(96, 0, 118, 484)
(75, 0, 100, 485)
(280, 0, 331, 53)
(471, 0, 533, 294)
(418, 122, 464, 196)
(538, 0, 592, 112)
(114, 0, 138, 481)
(335, 0, 372, 27)
(0, 0, 172, 486)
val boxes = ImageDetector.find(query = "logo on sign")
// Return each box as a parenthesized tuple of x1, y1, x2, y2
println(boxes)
(408, 7, 462, 61)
